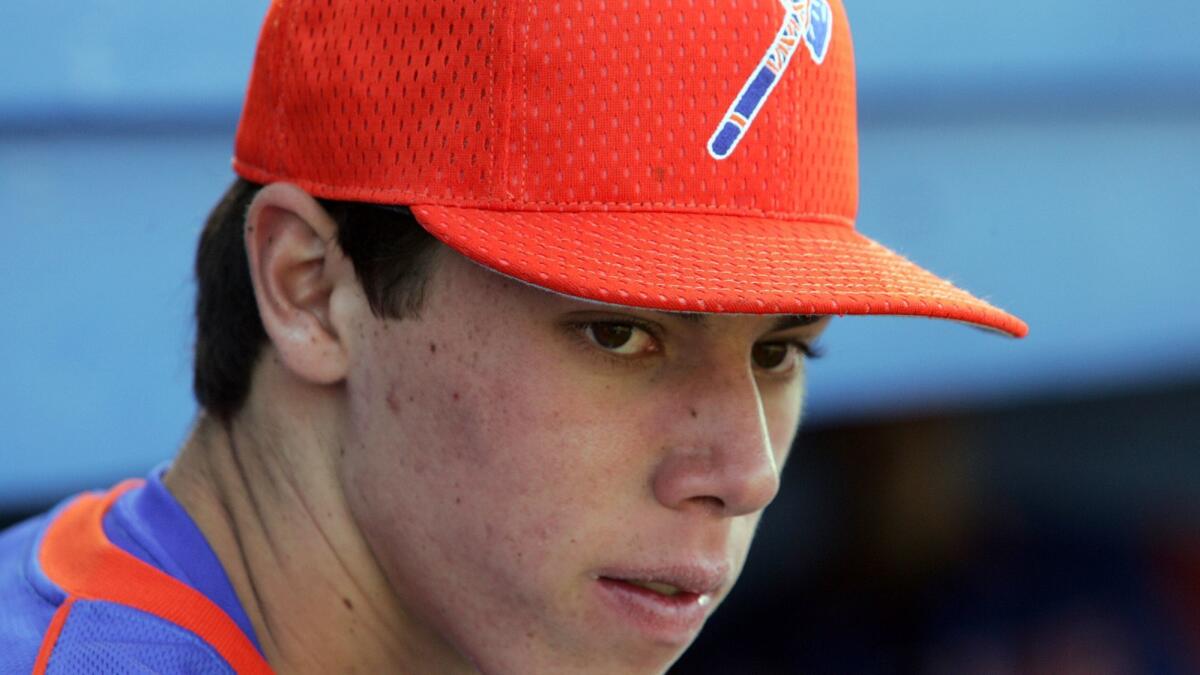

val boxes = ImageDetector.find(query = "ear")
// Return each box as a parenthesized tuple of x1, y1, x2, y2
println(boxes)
(244, 182, 353, 385)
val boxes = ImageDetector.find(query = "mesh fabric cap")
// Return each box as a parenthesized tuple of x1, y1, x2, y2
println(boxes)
(234, 0, 1027, 337)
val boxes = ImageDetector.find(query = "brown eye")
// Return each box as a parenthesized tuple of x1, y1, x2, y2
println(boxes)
(582, 322, 656, 356)
(751, 342, 794, 372)
(590, 323, 633, 350)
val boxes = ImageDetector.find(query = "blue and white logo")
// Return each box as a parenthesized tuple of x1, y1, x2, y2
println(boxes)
(708, 0, 834, 160)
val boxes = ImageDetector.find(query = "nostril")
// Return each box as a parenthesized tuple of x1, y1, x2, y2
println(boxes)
(687, 495, 725, 515)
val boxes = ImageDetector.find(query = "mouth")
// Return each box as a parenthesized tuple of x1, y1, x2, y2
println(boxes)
(622, 579, 704, 598)
(591, 565, 727, 645)
(599, 577, 712, 606)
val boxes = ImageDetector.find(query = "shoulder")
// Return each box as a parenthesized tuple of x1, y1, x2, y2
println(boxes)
(39, 599, 236, 674)
(0, 496, 239, 675)
(0, 510, 61, 673)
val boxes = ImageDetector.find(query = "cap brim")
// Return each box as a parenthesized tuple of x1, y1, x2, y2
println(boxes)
(410, 206, 1028, 338)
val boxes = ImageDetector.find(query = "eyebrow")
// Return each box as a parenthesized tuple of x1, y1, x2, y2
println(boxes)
(768, 314, 824, 331)
(675, 313, 824, 331)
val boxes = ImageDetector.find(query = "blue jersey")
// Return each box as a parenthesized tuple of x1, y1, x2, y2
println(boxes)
(0, 466, 272, 674)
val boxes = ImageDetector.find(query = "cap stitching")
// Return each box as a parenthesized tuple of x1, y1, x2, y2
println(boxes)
(229, 161, 858, 220)
(499, 0, 520, 201)
(518, 0, 531, 202)
(483, 255, 986, 299)
(272, 5, 289, 177)
(491, 251, 999, 303)
(414, 205, 860, 236)
(416, 200, 855, 222)
(487, 0, 500, 200)
(436, 226, 994, 298)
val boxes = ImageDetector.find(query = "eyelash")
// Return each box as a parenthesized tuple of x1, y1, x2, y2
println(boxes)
(566, 320, 825, 371)
(565, 319, 660, 366)
(754, 340, 824, 379)
(786, 340, 825, 361)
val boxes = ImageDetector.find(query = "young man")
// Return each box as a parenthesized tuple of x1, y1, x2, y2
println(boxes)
(0, 0, 1026, 673)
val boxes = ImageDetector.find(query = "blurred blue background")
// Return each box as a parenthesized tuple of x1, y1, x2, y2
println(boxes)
(1, 0, 1198, 672)
(2, 0, 1196, 504)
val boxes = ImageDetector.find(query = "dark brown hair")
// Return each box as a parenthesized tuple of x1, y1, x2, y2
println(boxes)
(193, 178, 439, 421)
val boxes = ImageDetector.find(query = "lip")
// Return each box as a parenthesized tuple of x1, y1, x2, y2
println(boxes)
(591, 563, 728, 645)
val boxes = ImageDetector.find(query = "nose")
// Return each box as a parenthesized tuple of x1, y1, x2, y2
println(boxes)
(650, 367, 781, 518)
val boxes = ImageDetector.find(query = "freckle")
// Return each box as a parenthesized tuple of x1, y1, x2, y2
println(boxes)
(689, 407, 698, 418)
(407, 395, 414, 403)
(452, 392, 460, 401)
(429, 342, 437, 354)
(343, 597, 354, 610)
(455, 497, 462, 505)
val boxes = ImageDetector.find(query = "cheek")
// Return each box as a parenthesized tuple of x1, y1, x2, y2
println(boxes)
(339, 328, 675, 669)
(459, 360, 645, 552)
(344, 326, 645, 592)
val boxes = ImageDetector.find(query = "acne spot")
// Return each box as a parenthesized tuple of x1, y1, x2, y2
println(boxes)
(455, 497, 462, 505)
(386, 386, 402, 413)
(452, 392, 460, 402)
(429, 342, 437, 354)
(689, 407, 699, 419)
(342, 597, 354, 611)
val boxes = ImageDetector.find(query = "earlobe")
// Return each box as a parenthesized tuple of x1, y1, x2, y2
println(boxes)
(244, 183, 351, 386)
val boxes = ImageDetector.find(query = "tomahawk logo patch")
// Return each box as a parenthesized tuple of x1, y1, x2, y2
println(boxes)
(708, 0, 834, 160)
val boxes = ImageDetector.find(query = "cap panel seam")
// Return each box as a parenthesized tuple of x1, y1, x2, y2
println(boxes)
(273, 4, 290, 178)
(229, 156, 858, 223)
(517, 0, 531, 203)
(486, 0, 500, 200)
(496, 0, 520, 201)
(418, 199, 856, 224)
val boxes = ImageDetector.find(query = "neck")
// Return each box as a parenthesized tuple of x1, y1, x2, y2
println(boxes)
(164, 373, 474, 673)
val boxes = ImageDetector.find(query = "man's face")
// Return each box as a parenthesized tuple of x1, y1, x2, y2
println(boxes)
(336, 248, 829, 674)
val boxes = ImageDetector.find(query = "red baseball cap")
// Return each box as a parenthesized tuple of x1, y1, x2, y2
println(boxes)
(233, 0, 1027, 338)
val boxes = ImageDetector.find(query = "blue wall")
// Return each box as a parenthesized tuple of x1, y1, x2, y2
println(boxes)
(2, 1, 1198, 505)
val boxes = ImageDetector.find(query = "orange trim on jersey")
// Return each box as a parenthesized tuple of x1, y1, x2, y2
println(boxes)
(32, 596, 75, 675)
(37, 480, 274, 674)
